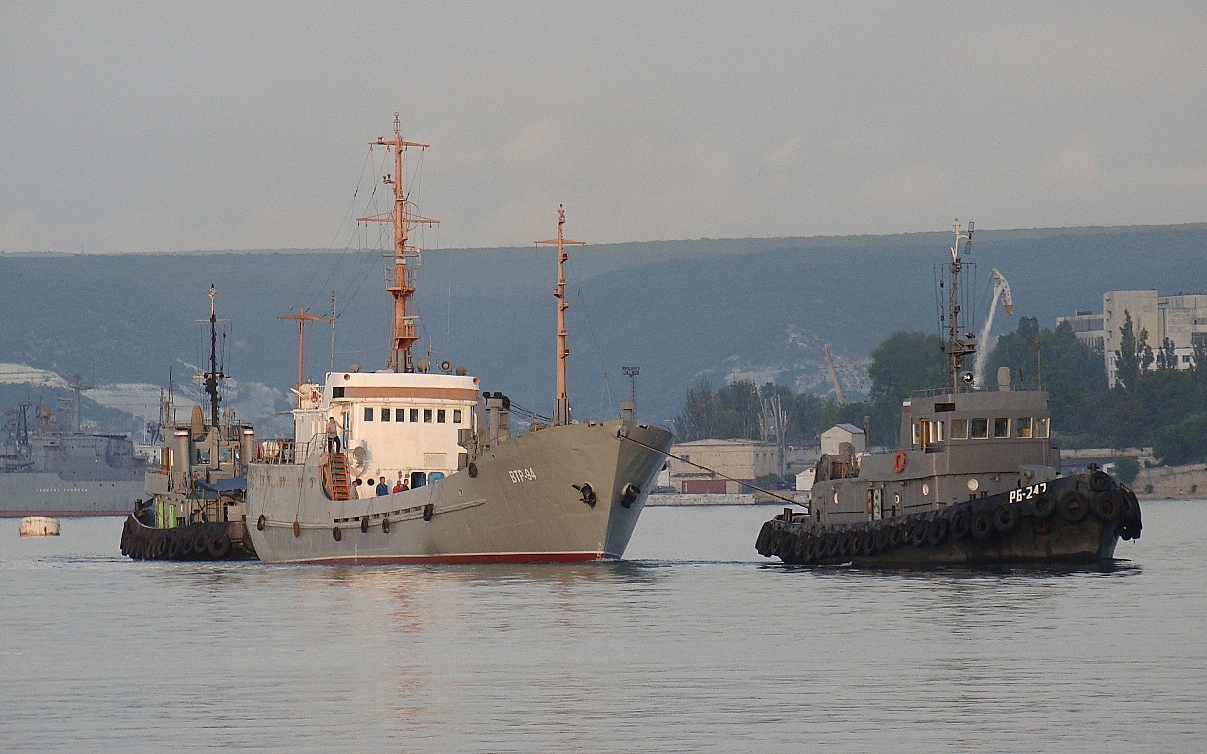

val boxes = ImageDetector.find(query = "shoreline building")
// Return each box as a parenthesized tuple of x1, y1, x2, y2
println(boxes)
(1058, 290, 1207, 387)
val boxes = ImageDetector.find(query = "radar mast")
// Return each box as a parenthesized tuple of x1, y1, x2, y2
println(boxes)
(357, 113, 440, 373)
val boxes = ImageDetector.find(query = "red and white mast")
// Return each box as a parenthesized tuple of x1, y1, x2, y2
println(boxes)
(357, 113, 439, 373)
(535, 205, 585, 426)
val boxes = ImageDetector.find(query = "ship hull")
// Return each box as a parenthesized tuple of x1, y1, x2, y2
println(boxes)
(758, 472, 1142, 567)
(0, 474, 144, 517)
(245, 420, 672, 564)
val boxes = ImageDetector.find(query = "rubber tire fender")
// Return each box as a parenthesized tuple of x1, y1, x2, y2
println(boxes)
(911, 520, 929, 547)
(1031, 494, 1055, 519)
(192, 529, 210, 559)
(756, 521, 776, 556)
(927, 515, 948, 545)
(971, 510, 994, 540)
(837, 530, 853, 557)
(1089, 470, 1113, 493)
(1092, 492, 1120, 522)
(1058, 491, 1089, 522)
(860, 527, 876, 556)
(207, 531, 232, 559)
(994, 502, 1020, 534)
(950, 509, 971, 540)
(166, 529, 183, 560)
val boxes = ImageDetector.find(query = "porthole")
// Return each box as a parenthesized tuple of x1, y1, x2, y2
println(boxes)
(967, 478, 979, 492)
(922, 483, 930, 496)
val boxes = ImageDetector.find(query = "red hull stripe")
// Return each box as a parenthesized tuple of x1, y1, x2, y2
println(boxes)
(290, 551, 619, 565)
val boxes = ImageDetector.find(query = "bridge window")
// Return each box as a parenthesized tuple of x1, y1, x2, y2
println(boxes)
(970, 418, 988, 439)
(994, 418, 1010, 438)
(1037, 418, 1050, 438)
(1017, 417, 1033, 438)
(381, 408, 391, 422)
(437, 409, 446, 423)
(453, 409, 462, 423)
(364, 407, 373, 421)
(950, 418, 969, 440)
(424, 409, 433, 423)
(410, 471, 427, 488)
(396, 408, 406, 422)
(410, 408, 419, 422)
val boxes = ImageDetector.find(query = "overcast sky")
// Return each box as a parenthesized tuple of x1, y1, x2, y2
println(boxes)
(2, 2, 1205, 254)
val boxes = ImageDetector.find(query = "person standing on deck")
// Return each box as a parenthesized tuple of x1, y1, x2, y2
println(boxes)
(376, 476, 389, 496)
(326, 417, 341, 453)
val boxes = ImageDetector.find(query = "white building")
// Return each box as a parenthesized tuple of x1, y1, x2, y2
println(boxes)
(1060, 290, 1207, 387)
(820, 423, 866, 457)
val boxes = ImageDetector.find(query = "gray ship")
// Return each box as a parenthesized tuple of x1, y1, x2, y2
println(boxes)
(1, 382, 146, 517)
(245, 119, 671, 564)
(757, 221, 1142, 566)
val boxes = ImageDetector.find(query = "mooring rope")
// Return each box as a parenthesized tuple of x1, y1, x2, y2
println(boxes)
(617, 431, 805, 507)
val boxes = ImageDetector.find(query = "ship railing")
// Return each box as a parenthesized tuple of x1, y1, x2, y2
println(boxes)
(257, 434, 321, 466)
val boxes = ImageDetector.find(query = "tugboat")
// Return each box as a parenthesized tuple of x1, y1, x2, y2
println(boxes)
(756, 221, 1142, 566)
(120, 286, 257, 561)
(243, 117, 671, 564)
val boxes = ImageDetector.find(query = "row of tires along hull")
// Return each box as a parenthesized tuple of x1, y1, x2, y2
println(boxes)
(121, 515, 254, 561)
(757, 477, 1142, 566)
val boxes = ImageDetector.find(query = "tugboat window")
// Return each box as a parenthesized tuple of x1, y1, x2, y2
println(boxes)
(410, 471, 427, 488)
(1037, 417, 1050, 438)
(1017, 417, 1033, 438)
(993, 418, 1010, 438)
(950, 418, 969, 439)
(933, 421, 945, 442)
(364, 407, 374, 421)
(971, 418, 988, 439)
(912, 423, 921, 445)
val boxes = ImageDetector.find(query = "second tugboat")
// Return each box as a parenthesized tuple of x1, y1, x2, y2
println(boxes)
(757, 221, 1142, 566)
(120, 286, 257, 561)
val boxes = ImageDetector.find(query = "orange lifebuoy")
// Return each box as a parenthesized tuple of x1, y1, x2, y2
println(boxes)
(893, 451, 907, 473)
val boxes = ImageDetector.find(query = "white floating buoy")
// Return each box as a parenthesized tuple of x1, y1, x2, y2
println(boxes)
(19, 516, 61, 537)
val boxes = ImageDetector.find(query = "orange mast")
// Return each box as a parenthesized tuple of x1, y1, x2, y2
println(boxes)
(535, 205, 585, 426)
(278, 307, 330, 390)
(357, 113, 439, 373)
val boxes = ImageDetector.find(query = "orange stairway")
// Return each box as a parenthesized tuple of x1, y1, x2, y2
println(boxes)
(328, 452, 351, 500)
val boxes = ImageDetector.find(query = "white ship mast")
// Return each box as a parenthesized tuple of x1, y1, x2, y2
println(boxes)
(946, 220, 976, 392)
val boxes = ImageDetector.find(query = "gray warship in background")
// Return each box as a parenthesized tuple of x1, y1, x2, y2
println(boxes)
(757, 221, 1142, 566)
(245, 119, 671, 564)
(1, 379, 146, 517)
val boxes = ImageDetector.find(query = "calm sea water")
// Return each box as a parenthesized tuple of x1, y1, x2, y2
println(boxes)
(1, 501, 1203, 753)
